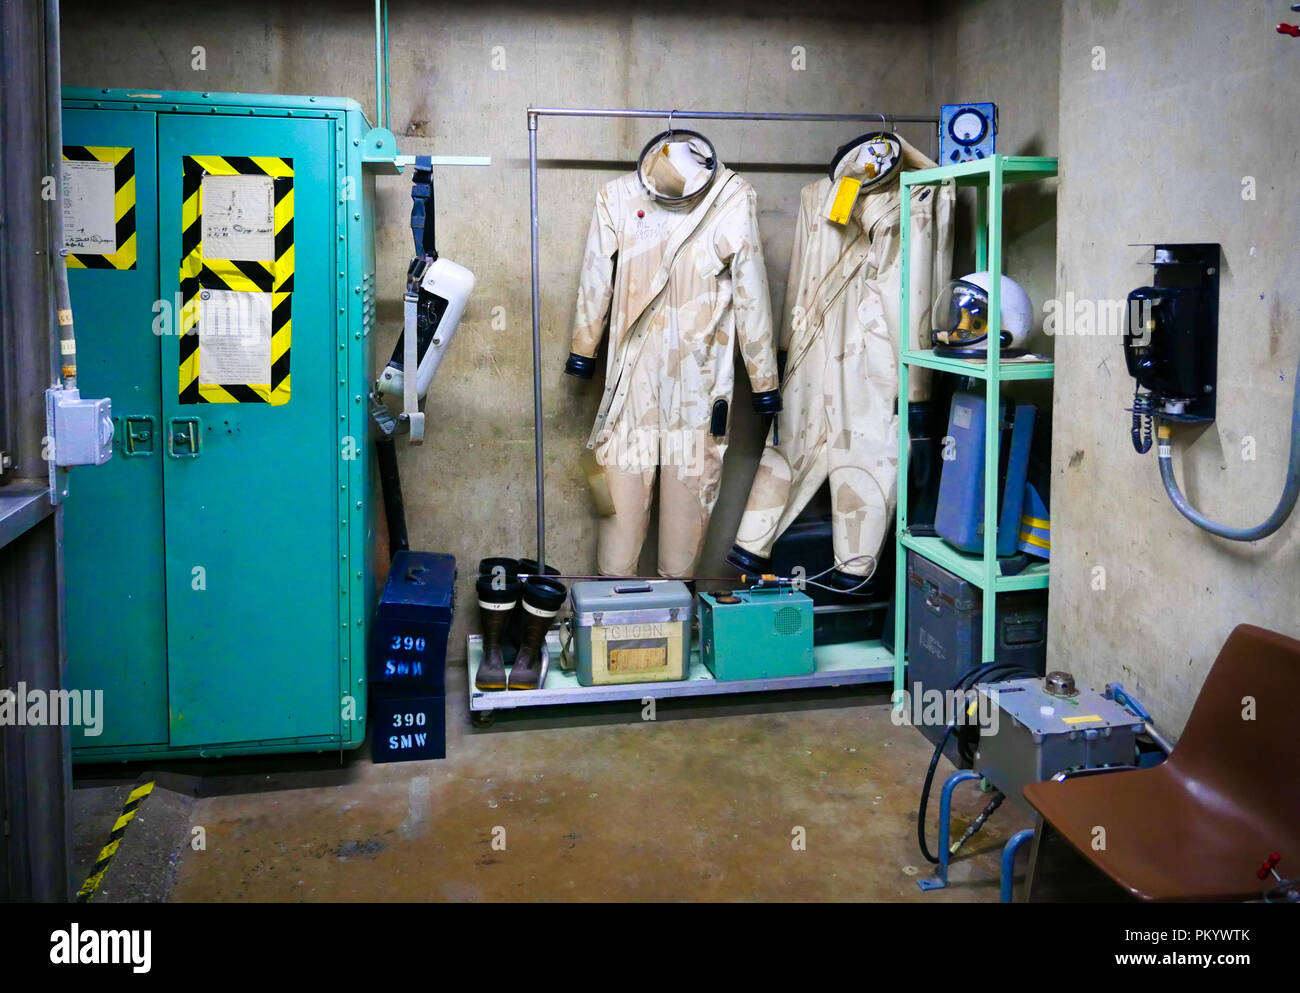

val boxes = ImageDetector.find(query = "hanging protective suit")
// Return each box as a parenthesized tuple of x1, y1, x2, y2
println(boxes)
(565, 130, 780, 578)
(728, 133, 954, 582)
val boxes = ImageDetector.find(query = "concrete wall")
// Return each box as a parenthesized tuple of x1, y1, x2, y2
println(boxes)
(61, 0, 939, 658)
(1052, 0, 1300, 733)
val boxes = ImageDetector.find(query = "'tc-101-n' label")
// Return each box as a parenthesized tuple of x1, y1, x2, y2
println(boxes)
(601, 622, 668, 641)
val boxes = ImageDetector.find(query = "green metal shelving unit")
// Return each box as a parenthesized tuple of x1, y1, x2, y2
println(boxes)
(892, 154, 1058, 703)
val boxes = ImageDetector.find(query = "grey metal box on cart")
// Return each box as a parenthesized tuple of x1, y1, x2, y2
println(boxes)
(974, 677, 1143, 812)
(569, 580, 693, 686)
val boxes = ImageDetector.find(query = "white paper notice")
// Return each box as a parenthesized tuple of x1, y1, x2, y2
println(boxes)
(198, 289, 272, 385)
(62, 159, 118, 254)
(201, 174, 276, 261)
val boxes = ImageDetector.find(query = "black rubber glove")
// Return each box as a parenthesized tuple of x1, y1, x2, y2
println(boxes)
(564, 352, 596, 379)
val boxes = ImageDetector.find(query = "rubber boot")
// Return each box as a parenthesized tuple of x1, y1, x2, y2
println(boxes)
(478, 557, 520, 583)
(508, 575, 567, 691)
(517, 558, 560, 578)
(479, 557, 521, 661)
(475, 573, 520, 691)
(511, 558, 560, 653)
(512, 558, 559, 644)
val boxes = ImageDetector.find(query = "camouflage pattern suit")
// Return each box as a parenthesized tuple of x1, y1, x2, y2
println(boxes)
(566, 135, 780, 577)
(732, 135, 954, 578)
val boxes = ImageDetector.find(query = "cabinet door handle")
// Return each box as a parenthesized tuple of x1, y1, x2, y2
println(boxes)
(167, 417, 201, 458)
(119, 415, 157, 457)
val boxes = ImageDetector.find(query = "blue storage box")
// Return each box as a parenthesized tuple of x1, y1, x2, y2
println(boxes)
(370, 689, 446, 763)
(370, 551, 456, 693)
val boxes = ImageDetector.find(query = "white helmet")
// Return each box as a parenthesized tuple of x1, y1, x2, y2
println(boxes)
(931, 272, 1033, 353)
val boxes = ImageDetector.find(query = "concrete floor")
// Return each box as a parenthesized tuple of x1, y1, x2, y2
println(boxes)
(74, 667, 1033, 902)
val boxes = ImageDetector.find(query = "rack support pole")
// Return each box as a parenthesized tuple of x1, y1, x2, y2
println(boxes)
(528, 111, 545, 567)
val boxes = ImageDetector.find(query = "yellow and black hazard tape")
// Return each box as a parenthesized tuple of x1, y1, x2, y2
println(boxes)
(178, 154, 294, 406)
(75, 780, 154, 904)
(62, 145, 136, 270)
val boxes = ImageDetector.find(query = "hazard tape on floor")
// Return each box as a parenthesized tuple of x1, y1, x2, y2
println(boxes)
(178, 154, 294, 405)
(76, 780, 154, 904)
(63, 145, 136, 270)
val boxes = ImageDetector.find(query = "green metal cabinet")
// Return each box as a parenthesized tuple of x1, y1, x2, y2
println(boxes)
(63, 89, 379, 761)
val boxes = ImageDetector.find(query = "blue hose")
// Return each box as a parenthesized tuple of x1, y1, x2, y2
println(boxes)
(1157, 351, 1300, 541)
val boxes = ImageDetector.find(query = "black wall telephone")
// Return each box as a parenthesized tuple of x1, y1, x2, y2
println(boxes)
(1123, 243, 1220, 452)
(1122, 241, 1299, 542)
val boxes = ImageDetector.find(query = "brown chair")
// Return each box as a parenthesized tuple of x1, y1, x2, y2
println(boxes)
(1022, 623, 1300, 901)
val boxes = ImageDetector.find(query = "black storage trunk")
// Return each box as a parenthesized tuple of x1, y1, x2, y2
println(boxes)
(810, 603, 889, 645)
(370, 688, 447, 763)
(370, 551, 456, 693)
(904, 551, 1048, 767)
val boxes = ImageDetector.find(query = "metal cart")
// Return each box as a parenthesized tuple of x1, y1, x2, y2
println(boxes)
(466, 633, 893, 727)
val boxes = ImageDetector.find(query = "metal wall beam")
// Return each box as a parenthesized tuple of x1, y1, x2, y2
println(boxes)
(0, 0, 71, 902)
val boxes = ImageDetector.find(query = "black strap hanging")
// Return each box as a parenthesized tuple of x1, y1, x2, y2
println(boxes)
(409, 154, 437, 260)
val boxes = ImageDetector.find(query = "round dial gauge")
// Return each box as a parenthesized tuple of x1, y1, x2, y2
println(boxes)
(949, 108, 989, 146)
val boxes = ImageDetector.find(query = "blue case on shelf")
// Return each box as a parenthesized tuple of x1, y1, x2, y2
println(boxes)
(935, 389, 1035, 557)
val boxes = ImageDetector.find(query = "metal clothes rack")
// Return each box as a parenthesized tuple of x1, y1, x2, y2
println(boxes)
(525, 106, 940, 567)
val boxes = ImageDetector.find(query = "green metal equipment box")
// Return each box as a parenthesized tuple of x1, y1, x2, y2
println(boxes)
(698, 588, 815, 680)
(61, 88, 383, 761)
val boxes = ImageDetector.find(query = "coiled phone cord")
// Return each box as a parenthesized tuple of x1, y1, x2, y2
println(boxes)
(1131, 391, 1154, 454)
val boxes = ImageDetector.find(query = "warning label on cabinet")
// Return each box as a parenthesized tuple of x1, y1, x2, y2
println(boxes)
(62, 145, 136, 270)
(62, 159, 118, 254)
(200, 173, 276, 262)
(197, 289, 272, 385)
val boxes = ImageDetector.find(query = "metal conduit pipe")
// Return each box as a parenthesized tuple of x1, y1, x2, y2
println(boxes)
(45, 0, 75, 388)
(1157, 348, 1300, 540)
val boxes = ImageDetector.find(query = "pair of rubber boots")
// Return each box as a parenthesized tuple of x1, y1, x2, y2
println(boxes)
(476, 557, 566, 692)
